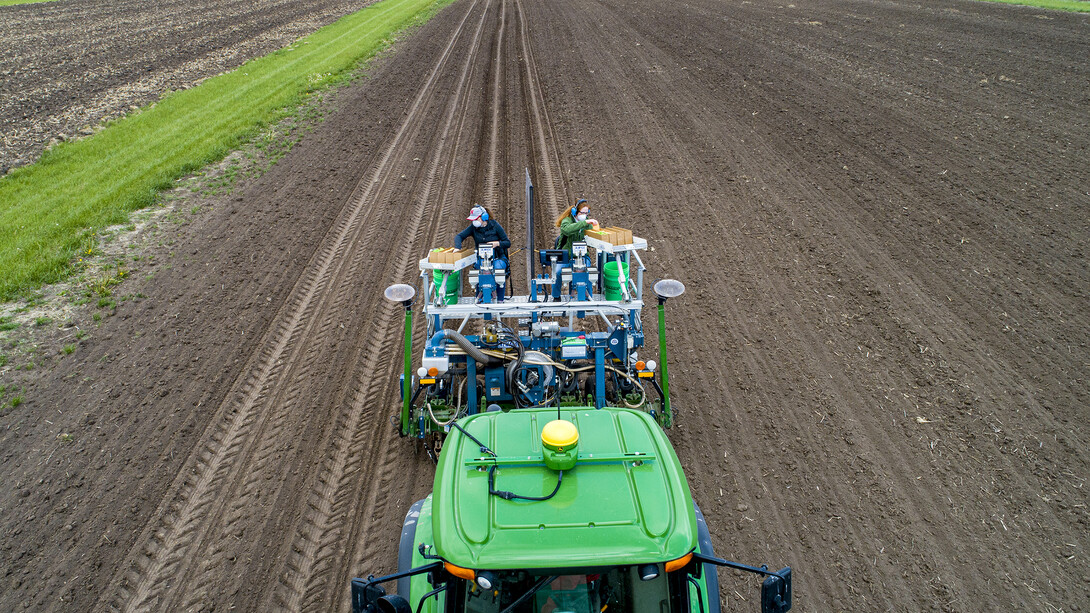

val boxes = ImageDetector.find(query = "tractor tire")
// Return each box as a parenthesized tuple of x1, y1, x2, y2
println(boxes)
(396, 498, 427, 597)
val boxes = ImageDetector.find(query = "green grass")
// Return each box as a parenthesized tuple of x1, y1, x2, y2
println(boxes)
(0, 0, 57, 6)
(0, 0, 451, 299)
(978, 0, 1090, 10)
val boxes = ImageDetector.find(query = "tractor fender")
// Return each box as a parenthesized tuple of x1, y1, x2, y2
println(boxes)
(397, 498, 427, 597)
(693, 501, 721, 613)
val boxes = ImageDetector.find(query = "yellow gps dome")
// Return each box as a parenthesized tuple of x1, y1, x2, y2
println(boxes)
(541, 420, 579, 471)
(541, 419, 579, 450)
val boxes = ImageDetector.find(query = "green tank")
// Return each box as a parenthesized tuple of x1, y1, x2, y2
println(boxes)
(351, 407, 792, 613)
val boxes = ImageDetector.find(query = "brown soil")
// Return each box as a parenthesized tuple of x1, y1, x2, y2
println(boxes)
(1, 0, 1088, 611)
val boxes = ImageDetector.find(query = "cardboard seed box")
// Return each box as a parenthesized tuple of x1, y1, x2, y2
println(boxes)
(603, 226, 633, 245)
(585, 229, 613, 243)
(428, 247, 475, 264)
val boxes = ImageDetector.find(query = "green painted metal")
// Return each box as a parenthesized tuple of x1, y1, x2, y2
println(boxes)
(432, 407, 696, 570)
(401, 306, 414, 436)
(403, 492, 721, 613)
(657, 302, 671, 420)
(463, 451, 656, 467)
(407, 496, 442, 612)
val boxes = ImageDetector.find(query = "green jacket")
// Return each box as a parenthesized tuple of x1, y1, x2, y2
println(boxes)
(557, 216, 593, 255)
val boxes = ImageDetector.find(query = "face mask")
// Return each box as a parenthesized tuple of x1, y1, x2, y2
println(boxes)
(472, 219, 484, 228)
(576, 213, 588, 222)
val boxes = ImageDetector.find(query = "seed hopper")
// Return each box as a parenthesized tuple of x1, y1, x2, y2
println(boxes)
(389, 172, 684, 457)
(355, 172, 792, 613)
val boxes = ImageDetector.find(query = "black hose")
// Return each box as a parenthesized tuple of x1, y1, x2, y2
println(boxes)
(497, 323, 527, 407)
(488, 465, 563, 501)
(449, 421, 496, 458)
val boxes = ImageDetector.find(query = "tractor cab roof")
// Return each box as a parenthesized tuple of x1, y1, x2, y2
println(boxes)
(433, 407, 697, 570)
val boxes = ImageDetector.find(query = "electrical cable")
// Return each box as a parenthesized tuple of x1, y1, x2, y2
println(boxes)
(444, 383, 566, 504)
(488, 464, 562, 501)
(469, 347, 647, 408)
(448, 421, 496, 458)
(446, 337, 648, 408)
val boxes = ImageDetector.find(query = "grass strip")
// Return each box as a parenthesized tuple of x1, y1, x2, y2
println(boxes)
(976, 0, 1090, 11)
(0, 0, 58, 6)
(0, 0, 451, 299)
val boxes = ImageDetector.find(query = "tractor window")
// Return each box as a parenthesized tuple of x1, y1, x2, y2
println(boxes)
(457, 566, 673, 613)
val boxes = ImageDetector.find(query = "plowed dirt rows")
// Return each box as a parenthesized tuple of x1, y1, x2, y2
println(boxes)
(1, 0, 1087, 611)
(0, 0, 378, 173)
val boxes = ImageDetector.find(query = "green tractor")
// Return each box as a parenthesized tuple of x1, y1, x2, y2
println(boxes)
(351, 407, 792, 613)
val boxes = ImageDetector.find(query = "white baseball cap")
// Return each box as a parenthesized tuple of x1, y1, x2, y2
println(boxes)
(467, 206, 486, 221)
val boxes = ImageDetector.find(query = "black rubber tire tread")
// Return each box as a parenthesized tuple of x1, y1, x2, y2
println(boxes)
(693, 501, 721, 613)
(397, 498, 428, 597)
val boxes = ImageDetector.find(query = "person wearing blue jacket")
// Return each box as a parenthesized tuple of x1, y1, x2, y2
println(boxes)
(455, 205, 511, 300)
(456, 205, 510, 260)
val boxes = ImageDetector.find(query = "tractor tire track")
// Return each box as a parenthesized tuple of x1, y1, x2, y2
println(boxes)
(6, 0, 1087, 611)
(581, 2, 1086, 608)
(524, 0, 1090, 609)
(474, 0, 507, 212)
(514, 0, 568, 226)
(266, 1, 504, 608)
(96, 1, 496, 609)
(340, 0, 507, 585)
(531, 2, 848, 604)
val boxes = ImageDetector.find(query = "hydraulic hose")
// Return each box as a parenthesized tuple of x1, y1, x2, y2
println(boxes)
(478, 348, 646, 408)
(430, 329, 501, 365)
(442, 333, 646, 408)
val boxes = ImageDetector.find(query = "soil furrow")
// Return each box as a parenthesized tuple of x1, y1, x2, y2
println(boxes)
(3, 0, 1087, 611)
(96, 5, 501, 608)
(263, 3, 501, 607)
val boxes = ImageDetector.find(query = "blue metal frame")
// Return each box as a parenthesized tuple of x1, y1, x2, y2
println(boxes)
(401, 171, 663, 438)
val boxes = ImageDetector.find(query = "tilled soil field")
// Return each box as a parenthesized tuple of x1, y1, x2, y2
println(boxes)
(2, 0, 1089, 611)
(0, 0, 378, 173)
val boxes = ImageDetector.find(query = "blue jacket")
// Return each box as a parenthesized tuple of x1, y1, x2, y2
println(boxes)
(455, 220, 511, 261)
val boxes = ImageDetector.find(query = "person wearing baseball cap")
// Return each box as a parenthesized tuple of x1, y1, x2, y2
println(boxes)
(455, 204, 511, 299)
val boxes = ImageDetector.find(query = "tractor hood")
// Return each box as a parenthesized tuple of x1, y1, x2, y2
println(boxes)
(432, 407, 697, 570)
